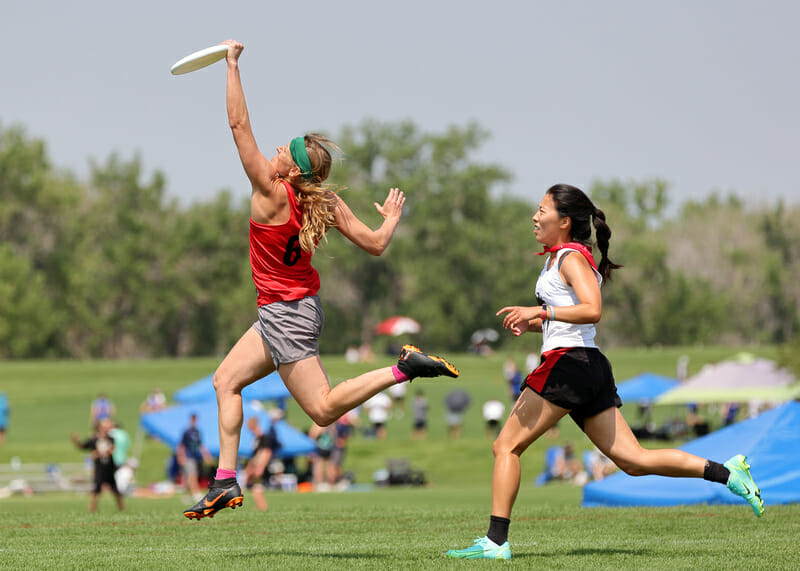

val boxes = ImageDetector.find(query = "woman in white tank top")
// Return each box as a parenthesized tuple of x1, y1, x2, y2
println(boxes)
(447, 184, 764, 560)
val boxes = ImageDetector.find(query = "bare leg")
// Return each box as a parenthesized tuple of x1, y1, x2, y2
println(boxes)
(279, 356, 396, 427)
(251, 484, 268, 510)
(213, 328, 276, 471)
(88, 492, 98, 513)
(583, 408, 705, 477)
(215, 328, 398, 471)
(491, 390, 569, 518)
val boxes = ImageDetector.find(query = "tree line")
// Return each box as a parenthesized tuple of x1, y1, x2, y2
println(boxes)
(1, 120, 797, 359)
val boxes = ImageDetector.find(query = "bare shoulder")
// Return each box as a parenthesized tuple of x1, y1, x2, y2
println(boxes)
(251, 179, 291, 224)
(559, 250, 594, 284)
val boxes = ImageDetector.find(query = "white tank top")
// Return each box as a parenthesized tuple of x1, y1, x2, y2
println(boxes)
(535, 249, 602, 352)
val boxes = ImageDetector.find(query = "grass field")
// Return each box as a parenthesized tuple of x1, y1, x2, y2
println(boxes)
(2, 487, 798, 569)
(1, 345, 796, 569)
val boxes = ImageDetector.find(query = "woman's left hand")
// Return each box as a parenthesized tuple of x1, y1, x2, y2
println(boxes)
(374, 188, 405, 221)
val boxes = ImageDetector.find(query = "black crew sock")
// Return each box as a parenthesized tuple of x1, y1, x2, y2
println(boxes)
(703, 460, 730, 485)
(486, 515, 510, 546)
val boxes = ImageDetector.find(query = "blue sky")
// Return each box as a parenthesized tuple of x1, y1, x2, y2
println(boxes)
(3, 1, 798, 208)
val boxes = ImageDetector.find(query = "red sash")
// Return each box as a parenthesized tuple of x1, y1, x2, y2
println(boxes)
(535, 242, 597, 271)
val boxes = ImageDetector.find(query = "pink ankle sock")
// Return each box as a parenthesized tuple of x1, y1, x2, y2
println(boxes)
(215, 468, 236, 480)
(392, 365, 409, 383)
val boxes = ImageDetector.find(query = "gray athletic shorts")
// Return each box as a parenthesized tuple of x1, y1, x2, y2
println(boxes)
(252, 295, 324, 366)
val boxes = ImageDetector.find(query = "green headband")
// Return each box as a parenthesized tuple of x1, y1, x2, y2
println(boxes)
(289, 136, 314, 180)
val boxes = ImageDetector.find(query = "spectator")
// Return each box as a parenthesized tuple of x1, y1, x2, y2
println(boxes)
(388, 381, 408, 419)
(525, 352, 539, 376)
(482, 399, 506, 438)
(358, 342, 375, 363)
(109, 422, 131, 469)
(245, 416, 278, 510)
(71, 418, 124, 512)
(309, 422, 337, 490)
(686, 404, 710, 437)
(585, 448, 616, 481)
(676, 355, 689, 381)
(444, 390, 472, 439)
(363, 391, 392, 440)
(90, 393, 115, 426)
(344, 345, 359, 363)
(411, 389, 429, 440)
(553, 443, 587, 485)
(115, 457, 139, 496)
(502, 360, 523, 402)
(177, 414, 214, 501)
(330, 409, 358, 487)
(722, 402, 741, 426)
(140, 388, 167, 413)
(0, 392, 9, 444)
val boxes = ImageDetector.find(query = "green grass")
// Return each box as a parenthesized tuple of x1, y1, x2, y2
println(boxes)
(0, 345, 793, 569)
(2, 487, 798, 569)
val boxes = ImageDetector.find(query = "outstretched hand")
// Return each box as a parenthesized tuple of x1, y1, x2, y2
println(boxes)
(222, 39, 244, 63)
(496, 305, 540, 336)
(374, 188, 405, 221)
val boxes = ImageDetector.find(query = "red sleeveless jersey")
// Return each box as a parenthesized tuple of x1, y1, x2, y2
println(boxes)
(249, 181, 320, 306)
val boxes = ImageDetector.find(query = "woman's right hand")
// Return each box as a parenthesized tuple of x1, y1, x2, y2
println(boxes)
(222, 39, 244, 64)
(496, 305, 539, 336)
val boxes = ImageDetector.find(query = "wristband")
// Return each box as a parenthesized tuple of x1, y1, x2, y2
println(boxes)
(540, 305, 548, 321)
(550, 307, 556, 321)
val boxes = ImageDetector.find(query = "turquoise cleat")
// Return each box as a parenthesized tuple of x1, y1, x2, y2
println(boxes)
(446, 536, 511, 560)
(724, 454, 765, 517)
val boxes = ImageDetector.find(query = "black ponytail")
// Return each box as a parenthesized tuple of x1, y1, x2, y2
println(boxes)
(546, 184, 623, 281)
(591, 207, 622, 281)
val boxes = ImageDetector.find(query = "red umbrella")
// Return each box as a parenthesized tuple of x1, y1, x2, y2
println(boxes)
(374, 316, 421, 336)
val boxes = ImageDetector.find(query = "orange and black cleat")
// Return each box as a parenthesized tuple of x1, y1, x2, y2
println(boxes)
(397, 344, 460, 380)
(183, 478, 244, 520)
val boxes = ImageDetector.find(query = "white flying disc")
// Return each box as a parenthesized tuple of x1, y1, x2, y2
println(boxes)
(170, 44, 229, 75)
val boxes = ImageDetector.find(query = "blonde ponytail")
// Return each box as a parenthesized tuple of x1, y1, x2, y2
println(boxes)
(283, 134, 340, 252)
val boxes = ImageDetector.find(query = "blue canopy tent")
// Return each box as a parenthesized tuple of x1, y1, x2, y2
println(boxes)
(173, 371, 290, 404)
(582, 401, 800, 508)
(139, 399, 316, 459)
(616, 373, 678, 403)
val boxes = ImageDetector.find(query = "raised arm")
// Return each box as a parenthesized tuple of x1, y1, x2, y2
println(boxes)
(333, 188, 405, 256)
(223, 40, 275, 191)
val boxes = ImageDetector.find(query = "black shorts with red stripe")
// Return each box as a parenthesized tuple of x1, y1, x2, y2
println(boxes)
(525, 347, 622, 429)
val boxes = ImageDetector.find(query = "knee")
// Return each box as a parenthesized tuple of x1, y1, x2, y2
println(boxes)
(307, 406, 337, 427)
(614, 457, 647, 477)
(492, 436, 518, 459)
(212, 371, 229, 393)
(213, 370, 240, 395)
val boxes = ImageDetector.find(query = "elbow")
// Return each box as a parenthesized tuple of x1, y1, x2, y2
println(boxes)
(589, 309, 602, 324)
(229, 117, 248, 132)
(365, 241, 387, 256)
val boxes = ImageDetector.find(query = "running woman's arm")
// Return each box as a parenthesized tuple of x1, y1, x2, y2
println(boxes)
(552, 254, 602, 323)
(332, 188, 405, 256)
(223, 40, 275, 191)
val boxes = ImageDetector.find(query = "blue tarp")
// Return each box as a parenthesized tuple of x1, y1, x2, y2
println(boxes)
(582, 401, 800, 508)
(616, 373, 678, 403)
(173, 372, 291, 404)
(139, 399, 316, 459)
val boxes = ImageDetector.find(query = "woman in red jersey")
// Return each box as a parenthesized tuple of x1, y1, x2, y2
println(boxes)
(184, 40, 459, 520)
(446, 184, 764, 560)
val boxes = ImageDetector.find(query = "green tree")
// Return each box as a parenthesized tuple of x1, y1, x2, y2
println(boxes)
(316, 120, 520, 353)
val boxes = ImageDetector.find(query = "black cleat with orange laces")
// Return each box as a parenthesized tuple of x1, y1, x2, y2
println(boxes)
(397, 344, 460, 380)
(183, 478, 243, 520)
